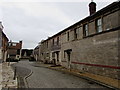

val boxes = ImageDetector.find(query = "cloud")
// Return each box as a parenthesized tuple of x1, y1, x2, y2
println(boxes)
(1, 2, 74, 48)
(0, 0, 117, 2)
(0, 1, 117, 49)
(1, 2, 73, 25)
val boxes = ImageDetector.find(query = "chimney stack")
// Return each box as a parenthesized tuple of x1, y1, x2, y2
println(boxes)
(19, 40, 22, 44)
(89, 0, 96, 15)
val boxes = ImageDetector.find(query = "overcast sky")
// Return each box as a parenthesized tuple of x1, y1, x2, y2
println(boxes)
(0, 0, 117, 49)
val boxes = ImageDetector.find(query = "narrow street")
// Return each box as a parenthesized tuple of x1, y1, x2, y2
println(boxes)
(12, 60, 110, 89)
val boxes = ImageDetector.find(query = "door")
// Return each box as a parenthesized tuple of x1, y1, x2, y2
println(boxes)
(67, 52, 71, 69)
(56, 52, 59, 65)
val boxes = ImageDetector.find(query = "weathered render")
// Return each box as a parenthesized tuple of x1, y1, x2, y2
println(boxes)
(35, 1, 120, 79)
(0, 22, 9, 62)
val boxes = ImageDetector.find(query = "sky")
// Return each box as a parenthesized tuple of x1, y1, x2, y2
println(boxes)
(0, 0, 117, 49)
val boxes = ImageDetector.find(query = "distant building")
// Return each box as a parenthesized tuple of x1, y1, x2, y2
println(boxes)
(21, 49, 33, 59)
(7, 41, 22, 60)
(33, 46, 39, 61)
(35, 1, 120, 79)
(0, 22, 9, 62)
(38, 33, 62, 64)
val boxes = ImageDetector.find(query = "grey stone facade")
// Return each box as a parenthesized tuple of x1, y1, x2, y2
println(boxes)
(0, 22, 3, 60)
(35, 1, 120, 79)
(39, 35, 62, 65)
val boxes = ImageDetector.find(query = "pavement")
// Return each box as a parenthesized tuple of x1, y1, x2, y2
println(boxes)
(1, 60, 119, 89)
(14, 60, 108, 88)
(33, 62, 120, 89)
(11, 63, 32, 88)
(0, 62, 18, 90)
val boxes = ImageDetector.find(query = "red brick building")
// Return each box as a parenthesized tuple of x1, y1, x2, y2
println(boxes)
(7, 41, 22, 60)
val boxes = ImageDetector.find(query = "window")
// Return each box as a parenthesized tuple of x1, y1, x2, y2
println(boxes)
(64, 51, 66, 58)
(57, 37, 59, 45)
(12, 43, 16, 46)
(74, 28, 78, 40)
(17, 49, 20, 54)
(67, 32, 69, 41)
(52, 52, 55, 57)
(96, 18, 102, 33)
(52, 39, 54, 45)
(83, 24, 89, 36)
(9, 43, 12, 46)
(47, 53, 49, 57)
(46, 41, 48, 48)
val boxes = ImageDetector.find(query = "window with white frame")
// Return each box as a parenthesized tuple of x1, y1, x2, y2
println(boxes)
(96, 18, 102, 33)
(12, 43, 16, 46)
(84, 24, 89, 36)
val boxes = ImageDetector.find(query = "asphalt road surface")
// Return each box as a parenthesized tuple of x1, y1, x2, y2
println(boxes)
(12, 60, 110, 89)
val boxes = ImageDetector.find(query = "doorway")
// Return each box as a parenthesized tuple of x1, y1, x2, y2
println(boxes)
(64, 49, 72, 69)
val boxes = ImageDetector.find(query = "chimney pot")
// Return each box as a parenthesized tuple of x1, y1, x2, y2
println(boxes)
(89, 1, 96, 15)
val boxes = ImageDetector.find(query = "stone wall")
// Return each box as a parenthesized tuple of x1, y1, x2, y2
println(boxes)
(60, 9, 119, 79)
(61, 30, 119, 79)
(0, 29, 2, 60)
(38, 2, 120, 79)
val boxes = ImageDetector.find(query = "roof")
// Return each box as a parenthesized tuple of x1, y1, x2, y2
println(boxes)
(41, 1, 120, 43)
(0, 22, 4, 30)
(2, 31, 9, 41)
(34, 45, 39, 49)
(8, 42, 22, 49)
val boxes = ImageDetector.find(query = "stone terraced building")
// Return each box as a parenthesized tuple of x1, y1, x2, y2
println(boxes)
(34, 1, 120, 79)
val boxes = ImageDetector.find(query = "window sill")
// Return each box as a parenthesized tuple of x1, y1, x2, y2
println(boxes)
(83, 26, 120, 39)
